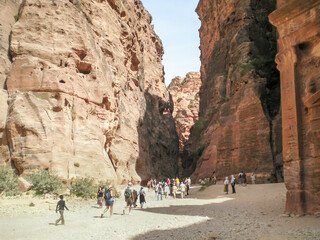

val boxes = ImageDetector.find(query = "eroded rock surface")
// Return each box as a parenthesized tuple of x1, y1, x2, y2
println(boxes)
(168, 72, 201, 151)
(184, 0, 282, 183)
(0, 0, 178, 184)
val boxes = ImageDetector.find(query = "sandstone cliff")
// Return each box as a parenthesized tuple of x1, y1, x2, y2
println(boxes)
(269, 0, 320, 215)
(0, 0, 179, 184)
(184, 0, 282, 182)
(168, 72, 201, 151)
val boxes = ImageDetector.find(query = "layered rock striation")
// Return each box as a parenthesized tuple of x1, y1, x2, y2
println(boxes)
(184, 0, 282, 182)
(0, 0, 179, 184)
(168, 72, 201, 151)
(269, 0, 320, 215)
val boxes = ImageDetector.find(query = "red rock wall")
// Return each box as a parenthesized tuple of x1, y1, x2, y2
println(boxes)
(269, 0, 320, 215)
(0, 0, 179, 184)
(185, 0, 282, 182)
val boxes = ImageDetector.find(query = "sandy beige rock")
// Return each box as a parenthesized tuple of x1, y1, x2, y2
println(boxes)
(168, 72, 201, 151)
(0, 0, 178, 184)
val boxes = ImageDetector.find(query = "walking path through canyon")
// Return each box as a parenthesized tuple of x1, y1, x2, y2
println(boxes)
(0, 183, 319, 240)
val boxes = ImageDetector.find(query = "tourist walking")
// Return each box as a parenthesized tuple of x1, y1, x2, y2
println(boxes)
(238, 171, 243, 186)
(123, 182, 135, 215)
(172, 183, 177, 199)
(180, 181, 186, 198)
(224, 177, 229, 194)
(139, 187, 146, 208)
(243, 172, 247, 186)
(147, 180, 151, 192)
(157, 183, 163, 200)
(251, 173, 256, 184)
(230, 175, 236, 194)
(55, 195, 69, 225)
(97, 186, 104, 208)
(164, 184, 170, 198)
(101, 185, 114, 218)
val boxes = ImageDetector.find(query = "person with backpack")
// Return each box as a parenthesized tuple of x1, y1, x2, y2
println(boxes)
(100, 185, 114, 218)
(55, 195, 69, 225)
(123, 182, 134, 215)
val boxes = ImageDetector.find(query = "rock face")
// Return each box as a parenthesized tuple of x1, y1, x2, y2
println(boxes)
(269, 0, 320, 215)
(0, 0, 179, 184)
(184, 0, 282, 183)
(168, 72, 201, 151)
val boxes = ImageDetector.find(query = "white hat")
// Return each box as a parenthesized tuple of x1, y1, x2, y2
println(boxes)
(128, 182, 132, 185)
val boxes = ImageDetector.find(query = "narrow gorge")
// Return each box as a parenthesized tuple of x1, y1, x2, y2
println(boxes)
(0, 0, 319, 216)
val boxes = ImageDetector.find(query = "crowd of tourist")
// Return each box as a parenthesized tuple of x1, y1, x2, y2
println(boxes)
(97, 177, 191, 218)
(54, 172, 258, 224)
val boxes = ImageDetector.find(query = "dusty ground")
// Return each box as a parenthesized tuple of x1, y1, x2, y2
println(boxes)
(0, 183, 319, 240)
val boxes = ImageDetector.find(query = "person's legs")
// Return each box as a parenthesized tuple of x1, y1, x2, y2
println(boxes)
(56, 211, 61, 224)
(110, 205, 113, 216)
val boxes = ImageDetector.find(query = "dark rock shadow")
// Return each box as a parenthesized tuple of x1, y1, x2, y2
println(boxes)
(136, 89, 179, 183)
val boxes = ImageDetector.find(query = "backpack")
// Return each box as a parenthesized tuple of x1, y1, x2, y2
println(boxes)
(124, 187, 131, 198)
(104, 190, 111, 200)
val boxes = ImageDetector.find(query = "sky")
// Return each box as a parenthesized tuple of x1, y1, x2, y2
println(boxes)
(140, 0, 201, 86)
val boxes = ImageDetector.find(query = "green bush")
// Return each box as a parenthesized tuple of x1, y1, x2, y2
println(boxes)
(0, 166, 21, 196)
(26, 170, 61, 195)
(177, 98, 182, 102)
(70, 177, 97, 199)
(192, 117, 206, 138)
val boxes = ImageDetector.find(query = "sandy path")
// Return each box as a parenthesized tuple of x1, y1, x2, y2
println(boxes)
(0, 183, 319, 240)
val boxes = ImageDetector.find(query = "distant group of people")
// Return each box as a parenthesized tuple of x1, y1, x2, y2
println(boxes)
(147, 177, 191, 200)
(223, 171, 256, 194)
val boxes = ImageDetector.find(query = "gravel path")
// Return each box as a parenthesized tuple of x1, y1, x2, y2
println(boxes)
(0, 183, 319, 240)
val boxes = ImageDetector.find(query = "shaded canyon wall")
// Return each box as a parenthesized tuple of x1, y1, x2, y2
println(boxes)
(0, 0, 179, 184)
(269, 0, 320, 215)
(184, 0, 282, 182)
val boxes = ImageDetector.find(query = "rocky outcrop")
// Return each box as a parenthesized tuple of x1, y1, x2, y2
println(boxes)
(269, 0, 320, 215)
(184, 0, 282, 182)
(0, 0, 179, 184)
(168, 72, 201, 151)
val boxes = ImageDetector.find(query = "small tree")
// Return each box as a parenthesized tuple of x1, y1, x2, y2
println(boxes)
(0, 166, 21, 196)
(70, 177, 97, 199)
(26, 170, 61, 195)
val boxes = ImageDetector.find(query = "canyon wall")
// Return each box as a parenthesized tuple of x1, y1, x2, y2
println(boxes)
(184, 0, 282, 182)
(0, 0, 179, 184)
(269, 0, 320, 215)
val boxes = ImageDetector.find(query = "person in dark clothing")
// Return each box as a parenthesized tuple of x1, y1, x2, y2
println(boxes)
(139, 187, 146, 208)
(56, 195, 69, 225)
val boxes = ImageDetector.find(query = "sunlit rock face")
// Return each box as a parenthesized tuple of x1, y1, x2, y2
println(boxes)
(168, 72, 201, 151)
(269, 0, 320, 216)
(184, 0, 282, 183)
(0, 0, 179, 184)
